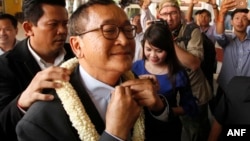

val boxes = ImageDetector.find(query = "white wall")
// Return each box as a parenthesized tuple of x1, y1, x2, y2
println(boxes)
(16, 22, 26, 40)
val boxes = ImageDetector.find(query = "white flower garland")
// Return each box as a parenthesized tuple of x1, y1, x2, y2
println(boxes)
(55, 57, 145, 141)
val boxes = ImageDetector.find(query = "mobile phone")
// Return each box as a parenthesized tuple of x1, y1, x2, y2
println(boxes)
(235, 0, 247, 9)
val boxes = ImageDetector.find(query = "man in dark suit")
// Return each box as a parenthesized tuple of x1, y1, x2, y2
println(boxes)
(16, 0, 172, 140)
(208, 76, 250, 141)
(0, 0, 74, 140)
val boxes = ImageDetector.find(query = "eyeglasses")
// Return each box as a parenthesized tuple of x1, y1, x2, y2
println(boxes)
(77, 24, 137, 40)
(159, 11, 178, 17)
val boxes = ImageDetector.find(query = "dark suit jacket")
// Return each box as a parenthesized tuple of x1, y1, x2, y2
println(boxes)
(16, 66, 174, 141)
(213, 76, 250, 140)
(0, 38, 74, 141)
(214, 76, 250, 125)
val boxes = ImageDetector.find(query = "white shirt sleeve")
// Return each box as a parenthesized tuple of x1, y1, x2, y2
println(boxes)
(140, 8, 156, 32)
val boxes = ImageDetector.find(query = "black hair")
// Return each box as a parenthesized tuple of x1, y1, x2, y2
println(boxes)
(141, 20, 183, 86)
(0, 13, 18, 28)
(131, 13, 141, 20)
(231, 8, 249, 19)
(198, 9, 211, 18)
(68, 0, 115, 36)
(194, 10, 201, 15)
(22, 0, 66, 26)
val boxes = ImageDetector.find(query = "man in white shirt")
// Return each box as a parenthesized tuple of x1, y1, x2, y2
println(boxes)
(131, 13, 143, 62)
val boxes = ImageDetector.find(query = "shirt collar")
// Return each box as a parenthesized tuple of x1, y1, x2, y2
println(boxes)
(78, 65, 114, 101)
(0, 38, 19, 55)
(0, 48, 4, 55)
(27, 39, 66, 70)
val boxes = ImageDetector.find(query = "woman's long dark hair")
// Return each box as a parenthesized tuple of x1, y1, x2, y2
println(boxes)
(141, 19, 183, 88)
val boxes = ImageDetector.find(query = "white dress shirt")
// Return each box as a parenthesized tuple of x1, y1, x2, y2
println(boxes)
(27, 39, 66, 70)
(78, 65, 169, 122)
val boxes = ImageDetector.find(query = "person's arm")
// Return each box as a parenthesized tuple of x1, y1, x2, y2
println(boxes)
(0, 60, 70, 139)
(186, 0, 197, 23)
(140, 0, 156, 32)
(207, 0, 219, 23)
(100, 131, 125, 141)
(105, 86, 142, 140)
(121, 78, 169, 121)
(175, 28, 203, 71)
(213, 0, 235, 48)
(208, 119, 222, 141)
(216, 0, 236, 34)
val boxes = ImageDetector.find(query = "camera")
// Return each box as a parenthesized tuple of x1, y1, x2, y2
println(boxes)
(151, 19, 167, 25)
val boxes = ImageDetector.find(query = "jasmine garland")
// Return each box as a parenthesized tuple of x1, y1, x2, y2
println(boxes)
(55, 57, 145, 141)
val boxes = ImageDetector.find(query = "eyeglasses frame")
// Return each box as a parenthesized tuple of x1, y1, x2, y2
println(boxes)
(76, 24, 137, 40)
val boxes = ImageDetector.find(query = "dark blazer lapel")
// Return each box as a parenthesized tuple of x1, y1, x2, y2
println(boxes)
(6, 39, 41, 88)
(70, 66, 105, 135)
(6, 39, 74, 88)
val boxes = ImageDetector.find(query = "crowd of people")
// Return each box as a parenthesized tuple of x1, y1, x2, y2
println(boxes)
(0, 0, 250, 141)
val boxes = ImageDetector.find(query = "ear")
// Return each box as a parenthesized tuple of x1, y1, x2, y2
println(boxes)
(69, 36, 84, 58)
(22, 21, 34, 37)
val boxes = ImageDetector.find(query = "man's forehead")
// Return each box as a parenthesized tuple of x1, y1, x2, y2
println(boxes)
(159, 5, 179, 13)
(87, 6, 129, 24)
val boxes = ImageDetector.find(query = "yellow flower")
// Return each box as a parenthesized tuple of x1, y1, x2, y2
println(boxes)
(56, 57, 145, 141)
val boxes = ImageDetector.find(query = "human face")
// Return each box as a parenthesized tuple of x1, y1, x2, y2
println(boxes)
(0, 19, 17, 46)
(158, 6, 181, 31)
(144, 40, 167, 65)
(28, 4, 68, 58)
(231, 12, 249, 32)
(131, 15, 142, 33)
(199, 12, 211, 27)
(72, 4, 135, 80)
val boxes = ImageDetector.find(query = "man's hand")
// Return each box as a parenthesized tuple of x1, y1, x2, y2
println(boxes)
(220, 0, 236, 15)
(121, 79, 165, 114)
(138, 74, 160, 91)
(105, 86, 141, 140)
(140, 0, 151, 10)
(191, 0, 199, 5)
(17, 66, 70, 110)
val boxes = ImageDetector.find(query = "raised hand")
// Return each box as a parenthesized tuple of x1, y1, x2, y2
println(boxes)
(17, 66, 70, 110)
(121, 79, 165, 113)
(220, 0, 236, 14)
(140, 0, 151, 9)
(105, 86, 141, 140)
(191, 0, 199, 5)
(138, 74, 160, 91)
